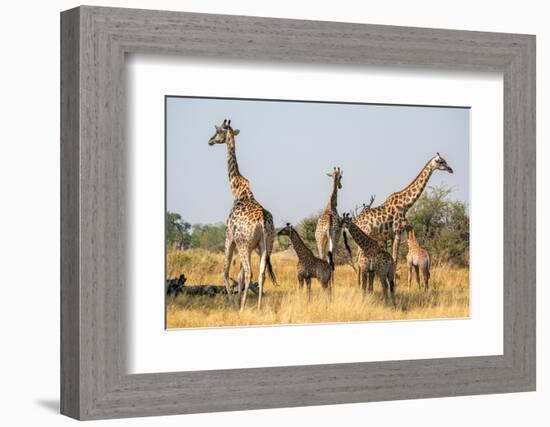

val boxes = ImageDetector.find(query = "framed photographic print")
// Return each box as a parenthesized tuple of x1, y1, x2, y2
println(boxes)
(61, 6, 535, 420)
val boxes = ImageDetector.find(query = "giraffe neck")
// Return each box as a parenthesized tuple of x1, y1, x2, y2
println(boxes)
(289, 229, 314, 260)
(226, 134, 252, 199)
(393, 160, 434, 211)
(408, 230, 420, 249)
(327, 178, 339, 210)
(226, 135, 240, 186)
(346, 221, 379, 251)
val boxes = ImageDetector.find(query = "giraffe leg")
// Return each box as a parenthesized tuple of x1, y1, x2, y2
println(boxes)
(223, 239, 237, 309)
(305, 277, 312, 302)
(407, 264, 412, 292)
(379, 272, 388, 301)
(237, 248, 252, 312)
(298, 274, 304, 290)
(388, 271, 397, 307)
(362, 270, 370, 298)
(392, 232, 401, 267)
(324, 271, 332, 301)
(237, 264, 244, 296)
(414, 265, 421, 290)
(424, 266, 430, 290)
(368, 271, 375, 293)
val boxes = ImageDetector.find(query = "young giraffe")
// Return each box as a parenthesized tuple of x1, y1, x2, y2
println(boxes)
(353, 153, 453, 265)
(278, 223, 332, 299)
(208, 119, 277, 311)
(315, 167, 348, 271)
(404, 224, 431, 291)
(341, 213, 396, 305)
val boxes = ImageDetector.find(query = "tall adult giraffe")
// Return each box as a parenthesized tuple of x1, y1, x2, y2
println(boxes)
(315, 167, 344, 270)
(208, 119, 277, 311)
(354, 153, 453, 264)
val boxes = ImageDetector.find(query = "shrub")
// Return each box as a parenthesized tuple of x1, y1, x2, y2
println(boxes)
(407, 185, 469, 267)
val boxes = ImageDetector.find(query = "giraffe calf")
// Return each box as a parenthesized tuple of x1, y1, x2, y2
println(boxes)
(278, 223, 332, 299)
(341, 213, 396, 306)
(405, 225, 430, 291)
(355, 249, 395, 295)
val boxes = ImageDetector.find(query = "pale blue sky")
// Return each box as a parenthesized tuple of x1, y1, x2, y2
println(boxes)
(166, 97, 469, 226)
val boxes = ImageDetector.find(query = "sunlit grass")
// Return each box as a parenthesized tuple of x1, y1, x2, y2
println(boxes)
(166, 249, 469, 329)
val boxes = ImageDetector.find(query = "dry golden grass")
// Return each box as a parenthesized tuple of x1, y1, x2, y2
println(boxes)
(166, 249, 469, 329)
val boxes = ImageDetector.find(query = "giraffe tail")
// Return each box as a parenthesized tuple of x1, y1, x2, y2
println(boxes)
(262, 220, 279, 287)
(266, 254, 278, 286)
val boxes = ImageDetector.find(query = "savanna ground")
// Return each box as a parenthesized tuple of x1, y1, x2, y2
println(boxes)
(166, 248, 469, 329)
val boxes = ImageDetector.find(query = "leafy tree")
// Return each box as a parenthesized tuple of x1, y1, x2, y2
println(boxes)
(296, 214, 319, 250)
(188, 223, 227, 252)
(407, 185, 469, 266)
(166, 212, 191, 250)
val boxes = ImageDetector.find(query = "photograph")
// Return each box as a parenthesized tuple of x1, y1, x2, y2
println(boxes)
(49, 2, 538, 422)
(165, 96, 470, 329)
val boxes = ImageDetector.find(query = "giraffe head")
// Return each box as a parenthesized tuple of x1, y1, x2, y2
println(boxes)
(429, 153, 454, 174)
(208, 119, 240, 146)
(340, 212, 353, 228)
(326, 167, 343, 189)
(277, 223, 293, 237)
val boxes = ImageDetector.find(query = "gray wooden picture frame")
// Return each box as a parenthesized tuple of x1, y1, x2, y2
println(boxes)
(60, 5, 536, 420)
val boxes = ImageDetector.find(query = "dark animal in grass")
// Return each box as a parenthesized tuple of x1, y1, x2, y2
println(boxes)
(166, 274, 261, 297)
(166, 274, 187, 297)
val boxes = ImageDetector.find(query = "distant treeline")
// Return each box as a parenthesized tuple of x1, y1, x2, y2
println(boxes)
(166, 215, 227, 252)
(167, 185, 469, 267)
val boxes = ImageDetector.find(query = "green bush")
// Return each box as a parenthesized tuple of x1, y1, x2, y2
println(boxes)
(406, 185, 469, 267)
(188, 223, 227, 252)
(166, 212, 226, 252)
(166, 212, 191, 250)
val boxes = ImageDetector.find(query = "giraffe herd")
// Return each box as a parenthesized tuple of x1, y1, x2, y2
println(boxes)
(207, 119, 454, 311)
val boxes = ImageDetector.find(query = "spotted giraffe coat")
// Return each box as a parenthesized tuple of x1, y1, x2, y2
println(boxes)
(353, 153, 453, 263)
(208, 120, 276, 311)
(315, 167, 343, 268)
(341, 214, 395, 304)
(405, 225, 431, 290)
(278, 224, 332, 297)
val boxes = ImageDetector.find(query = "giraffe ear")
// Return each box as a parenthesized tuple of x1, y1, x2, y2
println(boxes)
(233, 129, 240, 135)
(326, 173, 332, 177)
(215, 125, 221, 131)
